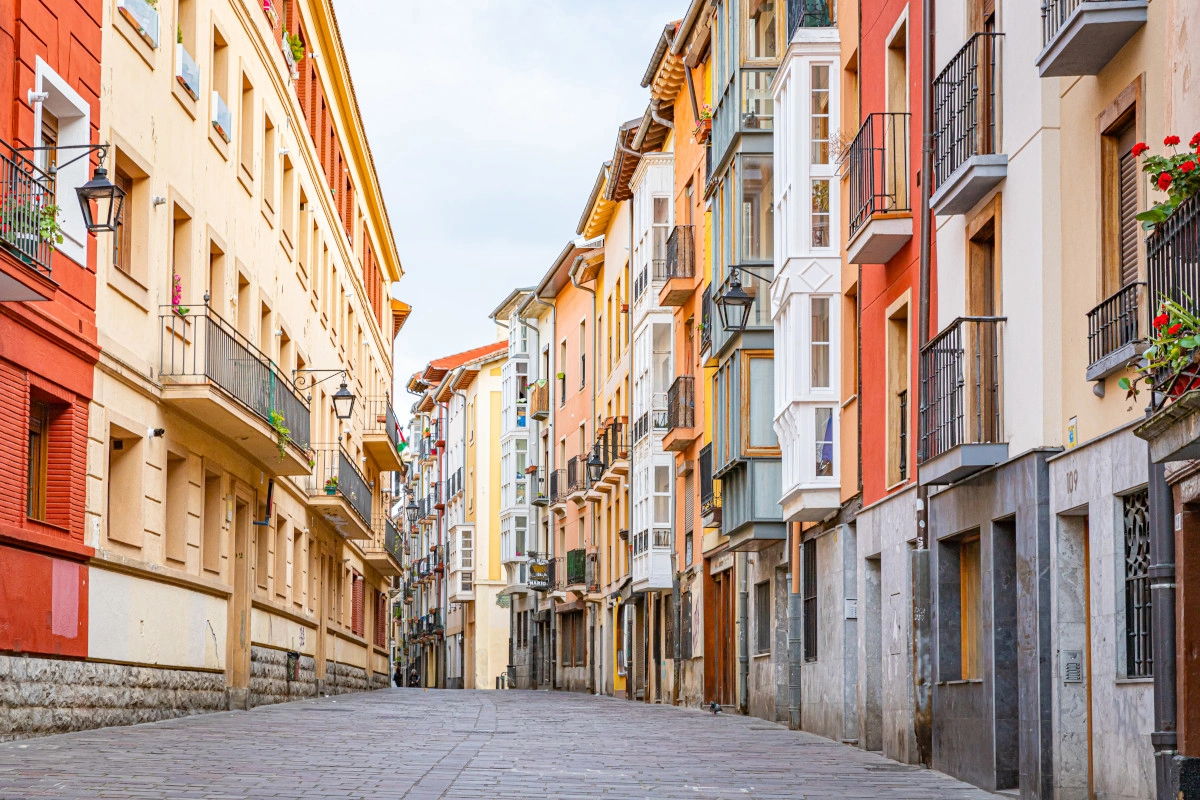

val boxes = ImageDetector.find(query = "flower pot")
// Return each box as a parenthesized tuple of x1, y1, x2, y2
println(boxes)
(376, 414, 387, 424)
(324, 486, 337, 496)
(694, 118, 712, 143)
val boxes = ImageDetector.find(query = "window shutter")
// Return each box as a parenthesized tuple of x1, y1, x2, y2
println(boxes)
(351, 571, 364, 637)
(1118, 148, 1139, 287)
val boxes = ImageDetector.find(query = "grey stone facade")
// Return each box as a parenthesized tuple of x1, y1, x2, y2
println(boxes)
(746, 543, 787, 722)
(0, 654, 225, 741)
(800, 523, 859, 743)
(928, 449, 1055, 795)
(249, 647, 317, 707)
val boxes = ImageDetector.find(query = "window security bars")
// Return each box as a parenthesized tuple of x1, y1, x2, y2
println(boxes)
(1124, 489, 1152, 678)
(933, 33, 1003, 190)
(919, 317, 1005, 463)
(159, 306, 311, 452)
(1087, 282, 1143, 368)
(802, 538, 817, 662)
(898, 389, 908, 481)
(847, 113, 911, 239)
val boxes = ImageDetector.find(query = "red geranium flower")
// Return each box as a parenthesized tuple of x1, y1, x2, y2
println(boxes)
(1155, 313, 1170, 328)
(1165, 135, 1182, 146)
(1132, 142, 1150, 157)
(1170, 323, 1184, 335)
(1191, 132, 1200, 149)
(1159, 172, 1174, 191)
(1183, 161, 1198, 173)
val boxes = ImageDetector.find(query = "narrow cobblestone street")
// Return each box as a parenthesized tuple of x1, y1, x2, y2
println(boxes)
(0, 690, 999, 799)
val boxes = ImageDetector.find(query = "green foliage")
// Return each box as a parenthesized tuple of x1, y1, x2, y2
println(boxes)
(1134, 135, 1200, 230)
(285, 32, 305, 62)
(1118, 294, 1200, 398)
(268, 410, 291, 461)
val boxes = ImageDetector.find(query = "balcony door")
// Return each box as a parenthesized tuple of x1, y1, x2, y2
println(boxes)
(967, 200, 1001, 445)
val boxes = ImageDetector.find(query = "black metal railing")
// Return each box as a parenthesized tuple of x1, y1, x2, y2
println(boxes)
(933, 33, 1003, 190)
(848, 112, 911, 240)
(309, 446, 372, 526)
(430, 481, 443, 509)
(788, 0, 835, 39)
(530, 467, 548, 506)
(566, 548, 587, 587)
(567, 455, 585, 493)
(598, 419, 627, 475)
(665, 226, 695, 280)
(898, 389, 908, 481)
(652, 259, 669, 282)
(160, 307, 311, 453)
(633, 267, 648, 300)
(446, 467, 464, 498)
(0, 141, 56, 278)
(1148, 192, 1200, 326)
(550, 468, 567, 504)
(700, 285, 713, 352)
(699, 443, 719, 514)
(1042, 0, 1116, 47)
(919, 317, 1006, 463)
(667, 375, 695, 431)
(365, 396, 401, 454)
(586, 551, 600, 593)
(1087, 282, 1143, 368)
(633, 413, 649, 443)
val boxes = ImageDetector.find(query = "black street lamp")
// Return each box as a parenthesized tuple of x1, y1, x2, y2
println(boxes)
(331, 381, 356, 420)
(586, 446, 605, 484)
(75, 158, 125, 234)
(294, 369, 356, 420)
(406, 499, 420, 525)
(714, 268, 755, 333)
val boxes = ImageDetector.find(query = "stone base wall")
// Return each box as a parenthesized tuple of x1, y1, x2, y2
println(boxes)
(370, 672, 389, 690)
(0, 654, 226, 741)
(324, 660, 369, 695)
(249, 647, 317, 707)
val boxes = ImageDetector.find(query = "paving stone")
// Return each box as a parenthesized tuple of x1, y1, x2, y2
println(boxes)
(0, 689, 998, 799)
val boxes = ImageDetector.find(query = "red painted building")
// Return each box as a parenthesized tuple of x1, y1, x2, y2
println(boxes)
(0, 1, 102, 661)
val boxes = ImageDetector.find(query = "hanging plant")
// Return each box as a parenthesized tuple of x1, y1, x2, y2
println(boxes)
(268, 410, 292, 461)
(285, 32, 305, 62)
(1133, 133, 1200, 230)
(1119, 295, 1200, 399)
(171, 273, 189, 316)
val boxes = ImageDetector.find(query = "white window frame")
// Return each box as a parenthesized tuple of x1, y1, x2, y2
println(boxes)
(35, 57, 92, 267)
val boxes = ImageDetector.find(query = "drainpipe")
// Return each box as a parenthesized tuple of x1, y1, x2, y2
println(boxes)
(912, 0, 936, 767)
(788, 522, 802, 730)
(738, 550, 749, 715)
(649, 98, 674, 130)
(1149, 436, 1177, 799)
(570, 259, 598, 694)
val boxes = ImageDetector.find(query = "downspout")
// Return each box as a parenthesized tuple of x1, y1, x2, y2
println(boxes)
(520, 292, 556, 689)
(788, 522, 802, 729)
(650, 98, 674, 130)
(570, 258, 598, 695)
(1149, 417, 1177, 799)
(912, 0, 936, 767)
(452, 386, 469, 687)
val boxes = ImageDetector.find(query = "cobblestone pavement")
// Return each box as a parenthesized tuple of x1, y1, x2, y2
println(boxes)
(0, 689, 999, 799)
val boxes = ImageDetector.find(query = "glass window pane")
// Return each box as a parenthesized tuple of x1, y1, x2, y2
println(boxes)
(811, 297, 830, 387)
(811, 179, 830, 248)
(811, 65, 830, 163)
(741, 70, 775, 130)
(749, 357, 777, 448)
(740, 156, 775, 262)
(815, 407, 834, 476)
(745, 0, 778, 59)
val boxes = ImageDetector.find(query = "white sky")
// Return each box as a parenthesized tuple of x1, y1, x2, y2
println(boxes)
(337, 0, 686, 394)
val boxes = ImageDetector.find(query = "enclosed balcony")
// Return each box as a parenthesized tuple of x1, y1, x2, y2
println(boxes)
(719, 460, 785, 552)
(306, 446, 374, 539)
(1036, 0, 1147, 78)
(846, 113, 912, 265)
(529, 380, 550, 421)
(631, 528, 674, 592)
(1134, 194, 1200, 462)
(659, 225, 696, 307)
(1086, 281, 1144, 381)
(918, 317, 1008, 485)
(159, 307, 312, 475)
(363, 396, 403, 471)
(663, 375, 698, 452)
(0, 141, 57, 301)
(931, 33, 1007, 216)
(363, 516, 403, 577)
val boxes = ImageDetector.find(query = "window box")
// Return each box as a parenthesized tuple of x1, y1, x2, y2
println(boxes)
(175, 44, 200, 100)
(117, 0, 160, 49)
(211, 91, 232, 143)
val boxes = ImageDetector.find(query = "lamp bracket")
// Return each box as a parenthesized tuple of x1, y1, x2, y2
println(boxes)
(729, 265, 774, 283)
(292, 368, 349, 391)
(18, 142, 110, 174)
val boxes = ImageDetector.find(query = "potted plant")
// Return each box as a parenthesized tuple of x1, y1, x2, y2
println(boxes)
(1120, 296, 1200, 400)
(324, 476, 338, 495)
(0, 199, 63, 263)
(1133, 133, 1200, 230)
(285, 32, 305, 62)
(171, 273, 189, 317)
(693, 104, 713, 143)
(556, 371, 566, 380)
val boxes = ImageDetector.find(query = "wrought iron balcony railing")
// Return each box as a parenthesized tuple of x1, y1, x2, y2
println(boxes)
(700, 285, 713, 353)
(530, 467, 548, 506)
(665, 226, 695, 280)
(549, 468, 567, 504)
(308, 445, 373, 526)
(1087, 282, 1143, 369)
(159, 306, 311, 453)
(364, 396, 401, 454)
(699, 443, 720, 514)
(0, 141, 57, 280)
(847, 113, 911, 239)
(529, 380, 550, 420)
(666, 376, 696, 431)
(933, 33, 1003, 190)
(567, 455, 585, 493)
(919, 317, 1006, 464)
(788, 0, 835, 39)
(1146, 192, 1200, 395)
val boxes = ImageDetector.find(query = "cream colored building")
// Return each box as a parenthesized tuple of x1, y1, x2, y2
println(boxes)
(85, 0, 406, 714)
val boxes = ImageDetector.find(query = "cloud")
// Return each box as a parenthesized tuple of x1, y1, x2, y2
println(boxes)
(337, 0, 683, 395)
